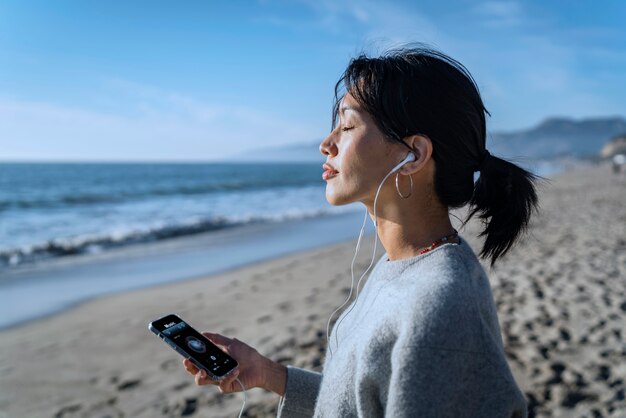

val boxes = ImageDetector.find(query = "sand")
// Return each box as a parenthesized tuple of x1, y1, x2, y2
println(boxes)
(0, 162, 624, 418)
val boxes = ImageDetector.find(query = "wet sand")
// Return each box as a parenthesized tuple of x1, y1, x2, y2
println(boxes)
(0, 162, 624, 418)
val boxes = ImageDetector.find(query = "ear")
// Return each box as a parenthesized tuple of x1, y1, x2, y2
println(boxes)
(398, 134, 433, 175)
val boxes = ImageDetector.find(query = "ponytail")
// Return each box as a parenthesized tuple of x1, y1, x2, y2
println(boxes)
(466, 152, 541, 267)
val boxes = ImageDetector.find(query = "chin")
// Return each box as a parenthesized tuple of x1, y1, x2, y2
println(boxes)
(325, 188, 354, 206)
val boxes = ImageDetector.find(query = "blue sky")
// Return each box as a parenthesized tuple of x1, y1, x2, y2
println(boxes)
(1, 0, 625, 161)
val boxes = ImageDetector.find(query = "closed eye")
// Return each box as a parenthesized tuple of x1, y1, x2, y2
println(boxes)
(342, 126, 354, 131)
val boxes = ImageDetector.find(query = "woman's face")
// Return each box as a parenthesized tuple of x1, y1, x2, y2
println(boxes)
(319, 93, 402, 206)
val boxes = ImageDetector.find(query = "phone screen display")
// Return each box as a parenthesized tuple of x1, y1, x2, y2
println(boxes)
(151, 314, 237, 378)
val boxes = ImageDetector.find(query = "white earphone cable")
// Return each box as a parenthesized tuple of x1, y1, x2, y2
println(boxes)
(235, 377, 246, 418)
(325, 208, 368, 358)
(326, 164, 400, 357)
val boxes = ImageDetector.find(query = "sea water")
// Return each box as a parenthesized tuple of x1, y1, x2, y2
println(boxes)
(0, 162, 354, 270)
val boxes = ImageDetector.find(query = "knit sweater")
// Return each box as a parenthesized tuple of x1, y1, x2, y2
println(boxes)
(276, 236, 527, 417)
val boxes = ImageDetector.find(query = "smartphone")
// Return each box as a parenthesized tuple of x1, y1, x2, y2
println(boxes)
(148, 313, 238, 381)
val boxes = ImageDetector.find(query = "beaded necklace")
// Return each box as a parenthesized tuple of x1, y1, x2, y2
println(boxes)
(416, 230, 459, 255)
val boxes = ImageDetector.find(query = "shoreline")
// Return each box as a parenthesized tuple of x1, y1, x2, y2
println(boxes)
(0, 210, 372, 331)
(1, 162, 624, 418)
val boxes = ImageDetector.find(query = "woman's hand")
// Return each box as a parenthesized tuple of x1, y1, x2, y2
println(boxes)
(182, 332, 287, 395)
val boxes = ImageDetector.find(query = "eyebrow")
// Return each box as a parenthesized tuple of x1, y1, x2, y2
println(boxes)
(339, 105, 358, 115)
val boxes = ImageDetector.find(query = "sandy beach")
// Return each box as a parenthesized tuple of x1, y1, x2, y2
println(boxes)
(1, 162, 625, 418)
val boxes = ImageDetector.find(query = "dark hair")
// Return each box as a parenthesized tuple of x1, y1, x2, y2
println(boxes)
(333, 45, 539, 266)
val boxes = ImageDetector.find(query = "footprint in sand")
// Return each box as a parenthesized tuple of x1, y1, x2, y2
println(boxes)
(83, 398, 121, 418)
(275, 355, 294, 363)
(258, 335, 273, 345)
(54, 403, 81, 418)
(55, 398, 120, 418)
(180, 398, 198, 416)
(160, 358, 178, 371)
(611, 328, 622, 341)
(277, 301, 293, 312)
(329, 273, 344, 286)
(117, 378, 141, 391)
(298, 339, 318, 349)
(173, 381, 191, 391)
(594, 364, 611, 382)
(221, 327, 237, 335)
(257, 314, 272, 324)
(560, 390, 597, 409)
(538, 345, 550, 360)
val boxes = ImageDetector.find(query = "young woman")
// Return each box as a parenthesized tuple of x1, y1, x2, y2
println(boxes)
(182, 46, 537, 417)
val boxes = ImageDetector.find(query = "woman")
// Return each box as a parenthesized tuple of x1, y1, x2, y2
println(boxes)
(182, 46, 536, 417)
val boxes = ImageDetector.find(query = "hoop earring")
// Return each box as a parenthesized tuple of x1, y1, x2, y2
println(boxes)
(395, 173, 413, 199)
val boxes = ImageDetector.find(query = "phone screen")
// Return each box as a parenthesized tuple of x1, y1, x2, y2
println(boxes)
(150, 314, 237, 378)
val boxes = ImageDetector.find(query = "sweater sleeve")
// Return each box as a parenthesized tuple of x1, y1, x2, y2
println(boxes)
(276, 365, 322, 418)
(384, 342, 526, 418)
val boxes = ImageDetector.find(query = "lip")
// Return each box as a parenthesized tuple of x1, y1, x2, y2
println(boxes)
(322, 163, 339, 180)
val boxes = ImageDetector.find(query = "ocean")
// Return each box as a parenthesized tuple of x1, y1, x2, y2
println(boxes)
(0, 162, 355, 271)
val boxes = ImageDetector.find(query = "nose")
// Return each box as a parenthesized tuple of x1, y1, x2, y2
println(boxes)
(319, 131, 338, 157)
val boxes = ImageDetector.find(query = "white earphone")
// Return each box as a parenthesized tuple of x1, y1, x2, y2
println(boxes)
(391, 152, 417, 173)
(326, 152, 417, 357)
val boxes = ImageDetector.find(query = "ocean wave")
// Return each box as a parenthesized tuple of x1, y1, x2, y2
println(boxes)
(0, 208, 343, 269)
(0, 179, 322, 212)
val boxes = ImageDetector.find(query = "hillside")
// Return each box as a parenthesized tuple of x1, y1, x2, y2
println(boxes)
(488, 116, 626, 159)
(230, 116, 626, 162)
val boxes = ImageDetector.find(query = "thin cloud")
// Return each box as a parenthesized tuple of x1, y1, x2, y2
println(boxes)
(0, 81, 321, 161)
(258, 0, 439, 44)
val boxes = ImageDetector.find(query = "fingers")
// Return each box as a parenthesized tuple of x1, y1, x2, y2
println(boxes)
(217, 368, 241, 393)
(182, 358, 200, 376)
(201, 332, 233, 350)
(192, 367, 241, 392)
(182, 332, 243, 391)
(194, 368, 213, 386)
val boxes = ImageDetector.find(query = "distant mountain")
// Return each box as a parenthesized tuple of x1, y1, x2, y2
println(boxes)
(488, 116, 626, 159)
(229, 116, 626, 162)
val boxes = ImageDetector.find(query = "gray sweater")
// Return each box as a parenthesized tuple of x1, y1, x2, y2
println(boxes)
(276, 236, 527, 417)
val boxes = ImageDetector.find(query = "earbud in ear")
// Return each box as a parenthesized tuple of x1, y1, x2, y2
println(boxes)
(403, 153, 416, 164)
(390, 153, 417, 174)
